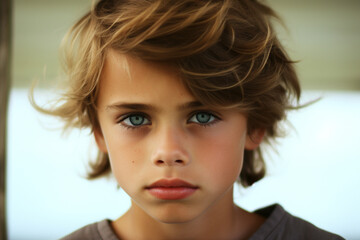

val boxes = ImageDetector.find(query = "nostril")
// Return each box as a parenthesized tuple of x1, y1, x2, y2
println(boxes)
(156, 160, 165, 164)
(154, 159, 186, 166)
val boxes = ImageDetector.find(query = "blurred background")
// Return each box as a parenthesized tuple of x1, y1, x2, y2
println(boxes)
(6, 0, 360, 239)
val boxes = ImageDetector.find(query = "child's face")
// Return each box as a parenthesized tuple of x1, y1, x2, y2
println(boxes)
(95, 50, 261, 223)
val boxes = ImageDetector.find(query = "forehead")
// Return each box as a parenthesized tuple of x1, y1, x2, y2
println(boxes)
(97, 50, 195, 108)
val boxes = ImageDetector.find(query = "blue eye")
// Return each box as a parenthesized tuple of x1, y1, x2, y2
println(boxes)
(189, 112, 217, 124)
(121, 114, 150, 127)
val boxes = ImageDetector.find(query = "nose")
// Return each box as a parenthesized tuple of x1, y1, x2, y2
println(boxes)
(151, 125, 190, 167)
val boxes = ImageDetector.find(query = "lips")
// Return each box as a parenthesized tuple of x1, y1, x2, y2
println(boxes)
(145, 179, 198, 200)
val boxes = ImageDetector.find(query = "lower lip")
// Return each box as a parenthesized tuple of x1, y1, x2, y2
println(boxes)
(147, 187, 197, 200)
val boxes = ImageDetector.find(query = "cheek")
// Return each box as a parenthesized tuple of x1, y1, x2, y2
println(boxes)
(103, 128, 147, 185)
(193, 129, 246, 185)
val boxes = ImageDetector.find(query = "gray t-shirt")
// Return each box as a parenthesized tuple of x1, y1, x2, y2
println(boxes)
(61, 204, 344, 240)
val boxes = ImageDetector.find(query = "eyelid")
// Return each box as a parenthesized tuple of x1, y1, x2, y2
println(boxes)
(117, 111, 147, 120)
(187, 109, 221, 119)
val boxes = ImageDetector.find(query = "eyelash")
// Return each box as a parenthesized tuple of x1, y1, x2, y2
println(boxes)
(116, 111, 220, 130)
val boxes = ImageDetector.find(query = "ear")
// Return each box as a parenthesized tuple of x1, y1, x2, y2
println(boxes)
(245, 128, 265, 150)
(94, 127, 108, 153)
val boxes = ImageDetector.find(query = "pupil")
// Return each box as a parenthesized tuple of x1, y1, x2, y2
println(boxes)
(196, 113, 210, 123)
(130, 116, 144, 125)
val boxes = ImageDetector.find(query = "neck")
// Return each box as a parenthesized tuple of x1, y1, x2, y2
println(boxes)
(112, 187, 264, 240)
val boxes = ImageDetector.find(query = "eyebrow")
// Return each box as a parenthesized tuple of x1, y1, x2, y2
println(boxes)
(178, 101, 204, 110)
(105, 103, 154, 111)
(105, 101, 204, 112)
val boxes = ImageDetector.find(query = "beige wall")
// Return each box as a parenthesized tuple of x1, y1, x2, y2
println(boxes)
(12, 0, 360, 90)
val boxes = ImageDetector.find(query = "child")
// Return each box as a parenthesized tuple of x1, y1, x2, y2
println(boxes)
(33, 0, 344, 239)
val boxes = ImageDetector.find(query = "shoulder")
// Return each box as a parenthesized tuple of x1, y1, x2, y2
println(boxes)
(60, 219, 119, 240)
(249, 204, 344, 240)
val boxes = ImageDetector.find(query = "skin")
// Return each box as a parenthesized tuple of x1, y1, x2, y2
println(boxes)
(94, 50, 265, 240)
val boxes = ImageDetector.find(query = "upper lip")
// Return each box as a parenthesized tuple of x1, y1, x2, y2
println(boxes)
(146, 179, 198, 189)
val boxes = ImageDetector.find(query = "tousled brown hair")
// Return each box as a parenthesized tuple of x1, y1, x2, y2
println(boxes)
(31, 0, 301, 187)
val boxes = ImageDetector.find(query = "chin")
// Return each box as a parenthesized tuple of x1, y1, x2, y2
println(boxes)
(148, 204, 203, 224)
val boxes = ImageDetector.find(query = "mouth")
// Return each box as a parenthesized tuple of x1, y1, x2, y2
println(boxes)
(145, 179, 199, 200)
